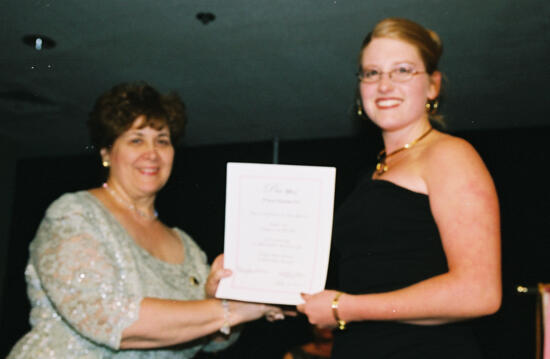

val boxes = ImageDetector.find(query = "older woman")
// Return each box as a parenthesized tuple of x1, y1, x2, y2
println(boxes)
(298, 18, 501, 358)
(8, 82, 280, 358)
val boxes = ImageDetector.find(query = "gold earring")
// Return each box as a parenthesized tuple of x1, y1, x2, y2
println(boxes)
(102, 160, 110, 168)
(425, 99, 439, 115)
(356, 99, 363, 116)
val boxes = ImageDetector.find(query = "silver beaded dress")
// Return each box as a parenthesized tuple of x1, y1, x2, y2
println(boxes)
(7, 191, 236, 359)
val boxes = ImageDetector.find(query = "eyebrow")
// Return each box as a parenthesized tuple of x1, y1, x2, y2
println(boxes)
(363, 61, 416, 68)
(125, 129, 170, 138)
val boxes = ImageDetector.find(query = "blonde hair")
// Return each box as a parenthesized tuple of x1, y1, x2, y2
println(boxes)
(361, 18, 443, 74)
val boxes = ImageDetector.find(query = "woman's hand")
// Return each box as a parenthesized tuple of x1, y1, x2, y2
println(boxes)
(297, 290, 341, 328)
(230, 301, 286, 322)
(205, 254, 232, 298)
(205, 254, 291, 323)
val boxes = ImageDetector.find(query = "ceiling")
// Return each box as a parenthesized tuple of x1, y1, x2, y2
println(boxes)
(1, 0, 549, 158)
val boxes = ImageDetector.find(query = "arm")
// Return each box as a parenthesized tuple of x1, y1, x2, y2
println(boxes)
(299, 137, 501, 326)
(122, 253, 275, 349)
(34, 195, 273, 350)
(120, 297, 267, 349)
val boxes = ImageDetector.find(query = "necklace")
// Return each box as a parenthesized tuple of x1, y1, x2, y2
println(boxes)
(102, 182, 158, 220)
(375, 127, 433, 176)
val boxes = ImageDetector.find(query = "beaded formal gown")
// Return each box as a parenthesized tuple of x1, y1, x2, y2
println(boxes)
(8, 191, 236, 359)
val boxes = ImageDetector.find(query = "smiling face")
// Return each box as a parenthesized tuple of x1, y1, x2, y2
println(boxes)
(101, 115, 174, 199)
(359, 37, 441, 132)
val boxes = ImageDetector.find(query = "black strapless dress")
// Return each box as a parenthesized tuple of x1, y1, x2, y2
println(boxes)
(331, 178, 483, 358)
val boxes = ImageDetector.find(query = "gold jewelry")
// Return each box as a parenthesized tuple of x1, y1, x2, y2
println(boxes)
(425, 99, 439, 114)
(331, 292, 346, 330)
(356, 98, 363, 117)
(102, 160, 110, 168)
(376, 127, 433, 175)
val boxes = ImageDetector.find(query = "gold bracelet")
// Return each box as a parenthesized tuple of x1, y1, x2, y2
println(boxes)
(331, 292, 347, 330)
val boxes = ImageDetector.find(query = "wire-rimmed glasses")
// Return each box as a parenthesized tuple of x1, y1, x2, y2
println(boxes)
(357, 66, 426, 83)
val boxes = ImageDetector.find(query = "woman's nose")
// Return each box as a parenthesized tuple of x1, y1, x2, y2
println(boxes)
(377, 73, 394, 92)
(143, 142, 159, 159)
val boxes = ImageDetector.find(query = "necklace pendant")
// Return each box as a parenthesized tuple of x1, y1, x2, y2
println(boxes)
(375, 127, 433, 176)
(375, 162, 388, 175)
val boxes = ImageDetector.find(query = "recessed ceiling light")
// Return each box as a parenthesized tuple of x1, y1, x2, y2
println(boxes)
(196, 12, 215, 25)
(22, 34, 56, 51)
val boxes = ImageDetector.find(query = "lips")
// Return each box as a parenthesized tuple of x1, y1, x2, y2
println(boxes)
(138, 167, 160, 175)
(376, 98, 403, 109)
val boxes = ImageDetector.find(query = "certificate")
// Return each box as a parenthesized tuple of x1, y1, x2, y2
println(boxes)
(216, 162, 336, 305)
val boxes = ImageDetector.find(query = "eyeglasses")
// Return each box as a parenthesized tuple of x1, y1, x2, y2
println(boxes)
(357, 66, 426, 83)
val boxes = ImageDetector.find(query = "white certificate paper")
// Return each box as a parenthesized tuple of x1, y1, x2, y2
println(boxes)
(216, 162, 336, 305)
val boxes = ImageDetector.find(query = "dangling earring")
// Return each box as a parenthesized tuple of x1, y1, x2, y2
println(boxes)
(102, 160, 110, 168)
(425, 99, 439, 115)
(356, 98, 363, 117)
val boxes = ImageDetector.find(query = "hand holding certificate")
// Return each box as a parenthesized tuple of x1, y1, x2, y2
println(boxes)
(216, 162, 336, 305)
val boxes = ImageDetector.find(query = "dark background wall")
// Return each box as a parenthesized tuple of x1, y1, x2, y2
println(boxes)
(0, 134, 17, 330)
(1, 126, 549, 358)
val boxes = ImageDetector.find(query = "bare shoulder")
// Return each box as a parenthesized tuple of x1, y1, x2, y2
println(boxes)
(421, 131, 495, 194)
(425, 132, 481, 163)
(424, 132, 489, 175)
(421, 132, 500, 253)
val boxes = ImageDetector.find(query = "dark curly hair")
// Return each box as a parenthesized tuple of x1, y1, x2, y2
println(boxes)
(88, 82, 186, 149)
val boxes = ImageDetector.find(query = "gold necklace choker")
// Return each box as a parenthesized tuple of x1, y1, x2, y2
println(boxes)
(103, 182, 158, 220)
(375, 127, 433, 175)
